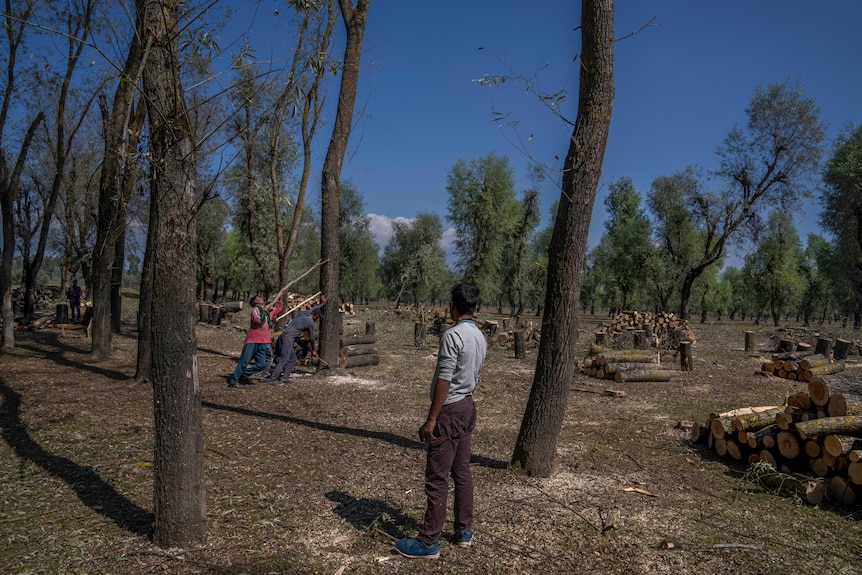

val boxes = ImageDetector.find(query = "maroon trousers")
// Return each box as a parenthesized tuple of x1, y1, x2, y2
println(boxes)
(418, 395, 477, 545)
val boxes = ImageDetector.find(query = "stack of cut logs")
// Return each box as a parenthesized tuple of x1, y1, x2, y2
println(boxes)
(338, 322, 379, 369)
(581, 344, 675, 383)
(691, 378, 862, 506)
(761, 352, 846, 382)
(597, 310, 696, 349)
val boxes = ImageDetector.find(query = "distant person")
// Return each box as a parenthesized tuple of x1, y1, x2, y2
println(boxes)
(265, 307, 321, 384)
(66, 279, 83, 321)
(395, 283, 487, 559)
(228, 290, 285, 389)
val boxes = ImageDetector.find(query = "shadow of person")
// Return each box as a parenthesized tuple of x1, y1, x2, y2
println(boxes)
(0, 378, 153, 537)
(325, 490, 419, 540)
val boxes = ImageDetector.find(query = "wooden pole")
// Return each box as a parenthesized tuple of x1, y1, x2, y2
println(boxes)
(744, 330, 755, 352)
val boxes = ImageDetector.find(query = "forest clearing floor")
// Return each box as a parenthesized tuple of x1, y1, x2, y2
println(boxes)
(1, 306, 862, 574)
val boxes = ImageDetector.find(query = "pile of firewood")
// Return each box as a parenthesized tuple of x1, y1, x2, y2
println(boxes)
(338, 321, 378, 369)
(691, 378, 862, 506)
(581, 343, 675, 382)
(597, 310, 696, 350)
(761, 352, 846, 382)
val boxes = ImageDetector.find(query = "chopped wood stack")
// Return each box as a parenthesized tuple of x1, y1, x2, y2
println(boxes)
(760, 352, 845, 382)
(581, 344, 675, 383)
(338, 322, 379, 369)
(597, 310, 696, 350)
(691, 379, 862, 506)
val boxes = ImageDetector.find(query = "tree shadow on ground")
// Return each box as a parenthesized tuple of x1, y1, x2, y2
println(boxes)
(16, 335, 131, 382)
(202, 401, 509, 468)
(0, 378, 153, 537)
(325, 490, 418, 540)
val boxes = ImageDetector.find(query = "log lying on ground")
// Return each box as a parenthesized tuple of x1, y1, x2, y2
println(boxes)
(614, 369, 673, 383)
(338, 353, 380, 369)
(340, 333, 377, 346)
(340, 343, 379, 358)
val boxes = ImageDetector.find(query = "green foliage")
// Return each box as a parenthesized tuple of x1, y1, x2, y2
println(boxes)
(599, 177, 653, 310)
(338, 181, 384, 302)
(744, 210, 804, 326)
(446, 152, 521, 305)
(820, 123, 862, 320)
(381, 213, 451, 306)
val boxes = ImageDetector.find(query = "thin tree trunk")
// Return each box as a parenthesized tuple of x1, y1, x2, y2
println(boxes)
(318, 0, 370, 366)
(511, 0, 614, 476)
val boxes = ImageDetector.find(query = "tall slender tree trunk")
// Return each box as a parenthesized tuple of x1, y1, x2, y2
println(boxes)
(138, 0, 205, 547)
(0, 114, 43, 348)
(90, 19, 146, 360)
(511, 0, 614, 476)
(318, 0, 370, 365)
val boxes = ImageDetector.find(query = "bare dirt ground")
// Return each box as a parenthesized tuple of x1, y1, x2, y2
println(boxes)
(1, 305, 862, 575)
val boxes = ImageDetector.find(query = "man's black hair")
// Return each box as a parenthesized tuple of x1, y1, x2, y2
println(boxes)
(249, 295, 258, 307)
(451, 283, 480, 316)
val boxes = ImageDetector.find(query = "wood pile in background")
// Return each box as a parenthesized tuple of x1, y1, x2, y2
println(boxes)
(597, 310, 696, 350)
(691, 378, 862, 506)
(761, 351, 846, 382)
(581, 343, 676, 383)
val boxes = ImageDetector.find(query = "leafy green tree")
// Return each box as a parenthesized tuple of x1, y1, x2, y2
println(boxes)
(601, 177, 653, 311)
(195, 196, 230, 302)
(647, 166, 703, 312)
(339, 180, 383, 302)
(746, 210, 804, 326)
(446, 152, 521, 306)
(381, 212, 450, 307)
(798, 234, 833, 326)
(502, 187, 541, 315)
(675, 81, 825, 320)
(821, 123, 862, 327)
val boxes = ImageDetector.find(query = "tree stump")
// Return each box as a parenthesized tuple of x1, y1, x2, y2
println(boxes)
(56, 303, 69, 322)
(815, 336, 833, 357)
(632, 330, 648, 350)
(365, 321, 376, 336)
(595, 332, 606, 345)
(514, 331, 526, 359)
(778, 338, 793, 353)
(834, 338, 852, 361)
(679, 341, 693, 371)
(744, 330, 755, 352)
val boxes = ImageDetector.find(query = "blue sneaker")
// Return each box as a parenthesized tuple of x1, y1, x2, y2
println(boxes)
(394, 537, 440, 559)
(454, 530, 473, 548)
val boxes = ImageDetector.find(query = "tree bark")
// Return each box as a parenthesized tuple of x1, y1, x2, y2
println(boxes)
(318, 0, 369, 368)
(90, 13, 146, 360)
(512, 0, 614, 476)
(139, 0, 205, 547)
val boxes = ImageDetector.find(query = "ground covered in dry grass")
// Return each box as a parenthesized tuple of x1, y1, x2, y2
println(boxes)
(1, 305, 861, 574)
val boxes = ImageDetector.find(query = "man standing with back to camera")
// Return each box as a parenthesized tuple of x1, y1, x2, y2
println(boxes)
(395, 283, 488, 559)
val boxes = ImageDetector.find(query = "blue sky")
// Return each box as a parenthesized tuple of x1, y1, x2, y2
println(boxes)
(237, 1, 862, 256)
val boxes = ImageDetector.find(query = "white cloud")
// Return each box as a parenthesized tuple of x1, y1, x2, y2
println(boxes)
(366, 213, 458, 262)
(367, 213, 411, 252)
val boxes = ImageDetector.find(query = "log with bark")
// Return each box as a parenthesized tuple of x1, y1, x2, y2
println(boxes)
(614, 369, 674, 383)
(338, 353, 380, 369)
(794, 416, 862, 440)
